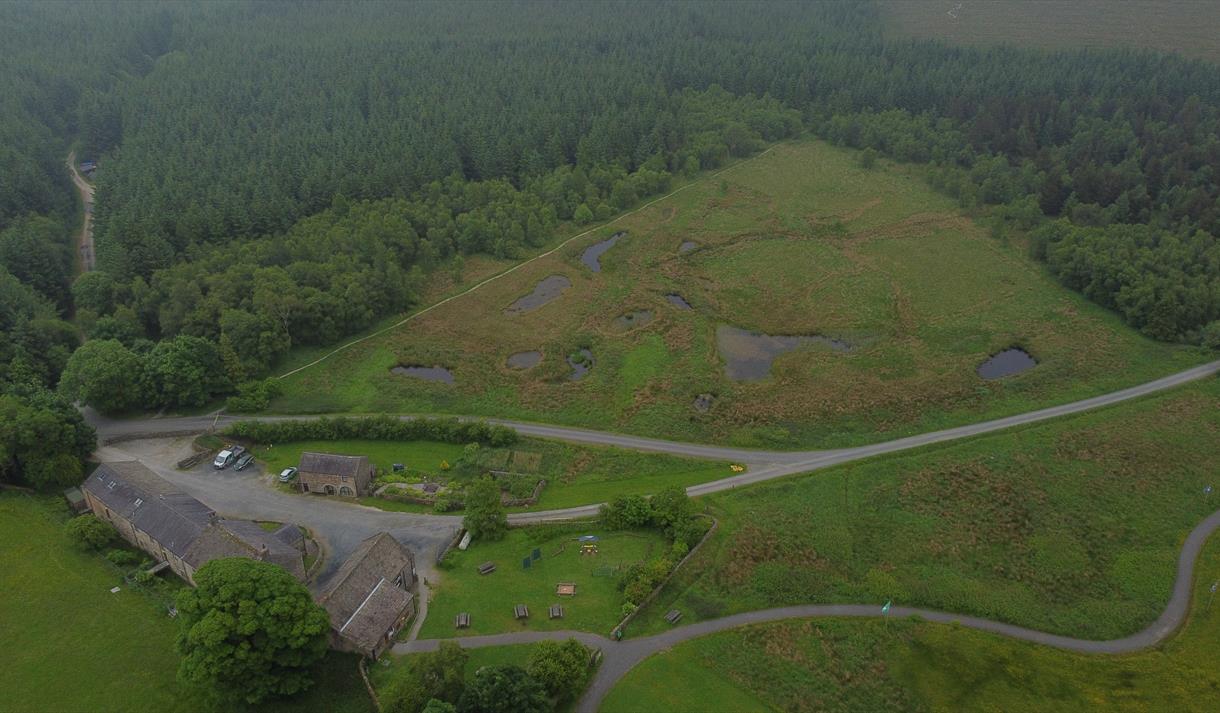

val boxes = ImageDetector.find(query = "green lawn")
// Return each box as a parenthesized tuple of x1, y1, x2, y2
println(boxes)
(0, 494, 373, 713)
(248, 436, 728, 511)
(420, 525, 666, 639)
(629, 378, 1220, 641)
(274, 139, 1203, 449)
(603, 531, 1220, 712)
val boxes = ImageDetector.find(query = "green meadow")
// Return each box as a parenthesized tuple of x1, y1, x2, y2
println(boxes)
(274, 140, 1203, 449)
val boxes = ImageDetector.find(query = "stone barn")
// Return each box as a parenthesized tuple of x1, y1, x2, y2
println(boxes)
(297, 452, 372, 497)
(317, 532, 416, 658)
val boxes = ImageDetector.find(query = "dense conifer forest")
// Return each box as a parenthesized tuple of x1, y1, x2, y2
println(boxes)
(2, 1, 1219, 488)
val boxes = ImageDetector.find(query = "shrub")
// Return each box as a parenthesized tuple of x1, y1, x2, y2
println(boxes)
(64, 515, 119, 551)
(226, 415, 517, 447)
(105, 548, 140, 567)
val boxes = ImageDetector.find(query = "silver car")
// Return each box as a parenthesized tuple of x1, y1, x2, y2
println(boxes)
(278, 467, 298, 483)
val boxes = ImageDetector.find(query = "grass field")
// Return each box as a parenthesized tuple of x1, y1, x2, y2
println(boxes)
(274, 139, 1202, 449)
(881, 0, 1220, 64)
(627, 377, 1220, 641)
(0, 494, 373, 713)
(602, 531, 1220, 713)
(420, 525, 666, 639)
(251, 437, 728, 511)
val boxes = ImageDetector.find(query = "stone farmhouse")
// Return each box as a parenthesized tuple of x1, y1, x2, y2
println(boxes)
(317, 532, 416, 658)
(82, 461, 308, 584)
(298, 452, 373, 497)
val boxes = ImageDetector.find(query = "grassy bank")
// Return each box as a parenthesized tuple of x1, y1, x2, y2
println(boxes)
(0, 494, 373, 713)
(628, 378, 1220, 640)
(274, 139, 1202, 449)
(603, 530, 1220, 712)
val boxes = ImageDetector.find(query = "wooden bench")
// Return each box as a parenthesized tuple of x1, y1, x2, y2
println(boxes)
(548, 605, 564, 619)
(478, 561, 496, 575)
(455, 612, 470, 629)
(514, 604, 529, 620)
(665, 609, 683, 625)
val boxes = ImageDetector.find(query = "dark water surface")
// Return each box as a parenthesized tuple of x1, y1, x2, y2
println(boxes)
(977, 348, 1037, 379)
(665, 293, 692, 310)
(505, 275, 572, 314)
(567, 349, 595, 381)
(507, 351, 543, 369)
(582, 232, 625, 272)
(391, 365, 455, 384)
(716, 325, 851, 381)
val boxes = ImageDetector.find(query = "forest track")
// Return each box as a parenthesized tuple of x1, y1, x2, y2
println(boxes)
(66, 151, 95, 273)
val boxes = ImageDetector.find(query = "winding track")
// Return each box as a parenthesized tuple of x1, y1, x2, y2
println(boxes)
(397, 510, 1220, 712)
(88, 357, 1220, 523)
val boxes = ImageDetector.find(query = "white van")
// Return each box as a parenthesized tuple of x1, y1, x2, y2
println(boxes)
(213, 448, 235, 469)
(212, 445, 245, 469)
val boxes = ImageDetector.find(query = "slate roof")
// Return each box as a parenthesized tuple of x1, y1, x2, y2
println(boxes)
(318, 533, 414, 654)
(83, 462, 214, 557)
(85, 461, 305, 580)
(299, 452, 368, 477)
(187, 519, 306, 581)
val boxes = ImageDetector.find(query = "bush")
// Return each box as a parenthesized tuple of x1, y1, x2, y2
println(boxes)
(525, 639, 590, 699)
(225, 378, 283, 412)
(105, 548, 140, 567)
(64, 515, 119, 551)
(226, 415, 518, 447)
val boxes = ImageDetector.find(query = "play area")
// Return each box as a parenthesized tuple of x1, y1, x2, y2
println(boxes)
(420, 527, 666, 639)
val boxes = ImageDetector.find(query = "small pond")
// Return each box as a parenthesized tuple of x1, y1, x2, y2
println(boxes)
(693, 393, 715, 412)
(505, 275, 572, 314)
(614, 310, 653, 330)
(391, 365, 455, 384)
(679, 241, 698, 254)
(665, 293, 692, 310)
(716, 325, 851, 382)
(507, 351, 543, 369)
(567, 348, 595, 381)
(977, 348, 1037, 380)
(582, 232, 625, 272)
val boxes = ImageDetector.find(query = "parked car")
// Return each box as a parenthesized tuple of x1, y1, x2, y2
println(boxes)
(233, 453, 255, 471)
(212, 445, 246, 469)
(278, 467, 298, 483)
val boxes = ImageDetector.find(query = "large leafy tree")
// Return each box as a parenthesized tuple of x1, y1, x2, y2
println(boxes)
(58, 338, 145, 413)
(142, 334, 229, 408)
(175, 558, 329, 705)
(456, 665, 548, 713)
(525, 639, 590, 700)
(462, 475, 507, 542)
(0, 387, 95, 490)
(383, 641, 468, 713)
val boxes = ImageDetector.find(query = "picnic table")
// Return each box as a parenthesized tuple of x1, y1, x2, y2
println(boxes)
(455, 612, 470, 629)
(514, 604, 529, 619)
(548, 605, 564, 619)
(478, 561, 496, 575)
(665, 609, 683, 624)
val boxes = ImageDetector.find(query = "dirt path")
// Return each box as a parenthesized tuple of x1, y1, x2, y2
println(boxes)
(66, 151, 95, 273)
(393, 509, 1220, 712)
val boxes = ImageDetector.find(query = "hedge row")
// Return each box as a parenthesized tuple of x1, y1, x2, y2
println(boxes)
(225, 415, 519, 447)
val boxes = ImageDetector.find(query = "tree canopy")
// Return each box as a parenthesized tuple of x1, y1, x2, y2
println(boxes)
(174, 558, 330, 706)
